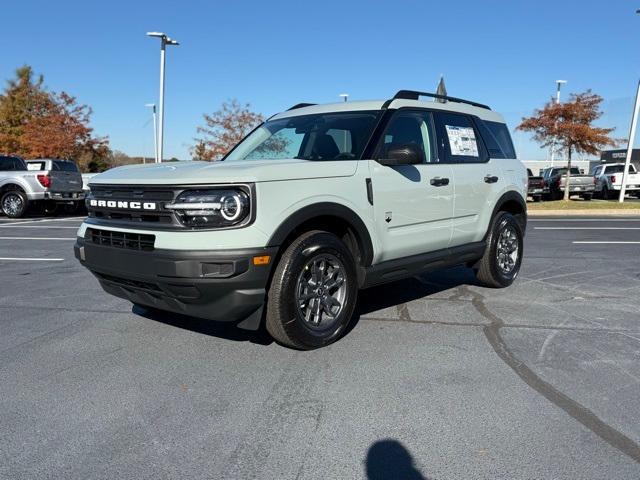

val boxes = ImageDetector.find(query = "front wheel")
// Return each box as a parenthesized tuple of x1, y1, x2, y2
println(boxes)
(1, 190, 28, 218)
(266, 231, 358, 349)
(475, 212, 524, 288)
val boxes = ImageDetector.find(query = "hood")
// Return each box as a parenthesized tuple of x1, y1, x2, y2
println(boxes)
(89, 159, 358, 185)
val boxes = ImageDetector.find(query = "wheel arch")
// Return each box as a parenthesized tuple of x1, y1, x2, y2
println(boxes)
(488, 191, 527, 236)
(0, 182, 27, 195)
(266, 202, 375, 269)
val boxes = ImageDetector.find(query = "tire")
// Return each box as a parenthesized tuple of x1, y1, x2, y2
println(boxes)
(265, 230, 358, 350)
(602, 185, 618, 200)
(1, 190, 28, 218)
(582, 193, 592, 201)
(533, 195, 542, 203)
(475, 212, 524, 288)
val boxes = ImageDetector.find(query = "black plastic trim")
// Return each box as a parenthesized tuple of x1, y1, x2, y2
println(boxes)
(365, 178, 374, 205)
(391, 90, 492, 110)
(287, 103, 316, 111)
(266, 202, 374, 266)
(488, 191, 528, 236)
(75, 238, 277, 327)
(363, 242, 486, 288)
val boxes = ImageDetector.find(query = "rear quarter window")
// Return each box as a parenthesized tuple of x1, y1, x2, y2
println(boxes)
(485, 121, 516, 159)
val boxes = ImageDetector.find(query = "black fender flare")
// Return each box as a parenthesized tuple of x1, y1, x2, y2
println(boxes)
(266, 202, 375, 266)
(486, 191, 528, 238)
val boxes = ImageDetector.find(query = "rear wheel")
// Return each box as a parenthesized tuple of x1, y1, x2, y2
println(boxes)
(1, 190, 28, 218)
(582, 193, 593, 201)
(266, 231, 358, 349)
(475, 212, 523, 288)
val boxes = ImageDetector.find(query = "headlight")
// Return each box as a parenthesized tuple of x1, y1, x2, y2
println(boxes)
(166, 188, 250, 228)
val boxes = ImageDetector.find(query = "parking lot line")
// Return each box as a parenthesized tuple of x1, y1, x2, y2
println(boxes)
(535, 227, 640, 230)
(0, 216, 85, 225)
(0, 257, 64, 261)
(572, 241, 640, 244)
(0, 237, 75, 241)
(0, 225, 79, 229)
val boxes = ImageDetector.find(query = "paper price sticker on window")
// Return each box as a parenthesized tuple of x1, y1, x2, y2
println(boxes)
(445, 125, 479, 157)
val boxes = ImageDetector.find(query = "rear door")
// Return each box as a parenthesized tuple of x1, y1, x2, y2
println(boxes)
(433, 112, 502, 246)
(50, 160, 83, 192)
(369, 109, 453, 262)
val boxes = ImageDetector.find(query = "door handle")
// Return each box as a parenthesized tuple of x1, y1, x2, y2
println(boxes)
(484, 175, 499, 184)
(430, 177, 450, 187)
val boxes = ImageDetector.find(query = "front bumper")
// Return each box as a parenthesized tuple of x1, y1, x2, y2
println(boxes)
(74, 238, 277, 328)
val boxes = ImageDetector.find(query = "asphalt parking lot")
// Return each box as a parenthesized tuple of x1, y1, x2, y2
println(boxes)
(1, 214, 639, 479)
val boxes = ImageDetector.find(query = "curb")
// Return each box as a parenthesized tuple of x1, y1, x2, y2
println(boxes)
(528, 209, 640, 217)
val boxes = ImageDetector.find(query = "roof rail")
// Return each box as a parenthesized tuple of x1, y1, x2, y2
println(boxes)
(287, 103, 316, 111)
(390, 90, 491, 110)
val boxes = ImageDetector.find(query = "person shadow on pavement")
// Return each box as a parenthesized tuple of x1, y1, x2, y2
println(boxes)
(365, 439, 428, 480)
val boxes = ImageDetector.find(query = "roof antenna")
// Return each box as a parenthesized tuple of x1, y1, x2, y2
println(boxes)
(435, 75, 447, 103)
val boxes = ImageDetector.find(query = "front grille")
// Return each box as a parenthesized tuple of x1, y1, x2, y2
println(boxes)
(87, 185, 179, 227)
(89, 186, 175, 200)
(86, 228, 155, 251)
(95, 272, 161, 292)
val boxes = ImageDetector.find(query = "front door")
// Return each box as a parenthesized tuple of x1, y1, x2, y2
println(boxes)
(433, 111, 500, 246)
(369, 109, 453, 262)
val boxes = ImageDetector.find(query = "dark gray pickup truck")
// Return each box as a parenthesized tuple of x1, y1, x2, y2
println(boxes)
(542, 166, 595, 200)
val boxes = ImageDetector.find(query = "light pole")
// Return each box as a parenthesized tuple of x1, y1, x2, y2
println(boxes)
(145, 103, 157, 163)
(147, 32, 179, 163)
(339, 93, 349, 102)
(550, 80, 567, 167)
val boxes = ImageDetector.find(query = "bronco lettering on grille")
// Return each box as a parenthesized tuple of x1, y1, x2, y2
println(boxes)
(89, 199, 157, 210)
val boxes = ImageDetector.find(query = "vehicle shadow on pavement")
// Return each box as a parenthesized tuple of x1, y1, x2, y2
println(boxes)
(132, 305, 274, 346)
(353, 266, 479, 324)
(365, 439, 429, 480)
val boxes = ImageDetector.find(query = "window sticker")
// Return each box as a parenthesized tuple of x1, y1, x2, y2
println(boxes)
(445, 125, 479, 157)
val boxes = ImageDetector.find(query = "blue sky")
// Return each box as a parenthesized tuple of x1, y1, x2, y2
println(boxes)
(2, 0, 639, 160)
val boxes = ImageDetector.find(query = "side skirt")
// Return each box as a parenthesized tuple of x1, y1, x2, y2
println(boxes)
(361, 241, 485, 288)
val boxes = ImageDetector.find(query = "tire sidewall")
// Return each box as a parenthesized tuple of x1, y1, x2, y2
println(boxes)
(1, 191, 27, 218)
(274, 232, 358, 348)
(486, 213, 523, 287)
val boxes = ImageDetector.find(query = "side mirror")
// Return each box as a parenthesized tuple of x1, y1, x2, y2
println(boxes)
(378, 144, 423, 166)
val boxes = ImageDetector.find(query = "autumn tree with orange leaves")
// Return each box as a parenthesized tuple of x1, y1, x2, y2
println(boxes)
(518, 91, 619, 200)
(0, 65, 110, 171)
(193, 99, 263, 160)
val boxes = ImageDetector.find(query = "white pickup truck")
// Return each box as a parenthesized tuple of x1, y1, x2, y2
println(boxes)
(592, 163, 640, 199)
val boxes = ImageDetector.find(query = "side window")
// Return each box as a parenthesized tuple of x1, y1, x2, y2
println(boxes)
(485, 121, 517, 159)
(377, 110, 436, 163)
(0, 158, 9, 170)
(475, 119, 505, 159)
(434, 112, 486, 163)
(326, 129, 352, 155)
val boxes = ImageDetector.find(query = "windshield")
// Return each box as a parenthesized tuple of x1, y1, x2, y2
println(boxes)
(226, 111, 380, 161)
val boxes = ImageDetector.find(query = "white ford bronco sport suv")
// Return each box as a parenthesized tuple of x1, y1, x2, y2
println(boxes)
(75, 90, 527, 349)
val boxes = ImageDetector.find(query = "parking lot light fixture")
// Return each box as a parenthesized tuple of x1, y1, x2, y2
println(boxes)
(549, 80, 567, 167)
(339, 93, 349, 102)
(147, 32, 179, 163)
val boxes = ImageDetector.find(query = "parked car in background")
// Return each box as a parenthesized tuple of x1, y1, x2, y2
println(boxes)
(22, 159, 85, 214)
(527, 168, 544, 202)
(592, 163, 640, 199)
(541, 166, 595, 200)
